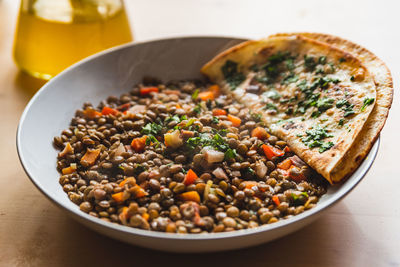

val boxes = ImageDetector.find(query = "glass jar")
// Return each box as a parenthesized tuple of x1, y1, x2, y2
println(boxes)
(13, 0, 133, 80)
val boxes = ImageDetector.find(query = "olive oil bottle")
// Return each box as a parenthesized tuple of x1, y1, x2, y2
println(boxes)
(14, 0, 133, 80)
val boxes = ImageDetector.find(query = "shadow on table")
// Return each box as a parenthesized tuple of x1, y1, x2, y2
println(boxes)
(14, 71, 47, 101)
(45, 203, 364, 267)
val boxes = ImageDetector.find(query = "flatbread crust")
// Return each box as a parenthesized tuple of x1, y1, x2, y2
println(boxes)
(270, 32, 393, 182)
(201, 35, 381, 184)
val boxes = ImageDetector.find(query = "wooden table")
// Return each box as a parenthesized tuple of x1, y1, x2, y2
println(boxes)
(1, 0, 399, 266)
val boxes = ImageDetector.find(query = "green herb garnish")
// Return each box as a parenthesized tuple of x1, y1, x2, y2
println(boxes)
(221, 60, 245, 90)
(142, 122, 162, 135)
(360, 97, 375, 111)
(191, 89, 199, 100)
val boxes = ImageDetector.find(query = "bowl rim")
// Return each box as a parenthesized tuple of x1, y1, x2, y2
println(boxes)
(16, 35, 380, 241)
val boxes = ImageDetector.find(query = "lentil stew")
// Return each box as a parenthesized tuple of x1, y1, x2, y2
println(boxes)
(54, 80, 328, 233)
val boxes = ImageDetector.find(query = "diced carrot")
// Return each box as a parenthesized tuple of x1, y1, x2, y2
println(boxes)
(83, 108, 102, 119)
(62, 166, 76, 175)
(262, 144, 284, 160)
(119, 206, 129, 223)
(183, 169, 198, 185)
(277, 158, 293, 170)
(242, 181, 258, 190)
(176, 103, 182, 109)
(288, 165, 307, 182)
(129, 185, 148, 198)
(112, 192, 125, 203)
(251, 127, 269, 140)
(58, 142, 74, 158)
(198, 91, 215, 101)
(119, 177, 136, 187)
(140, 87, 159, 95)
(212, 109, 227, 116)
(272, 195, 280, 206)
(179, 191, 201, 203)
(131, 135, 147, 152)
(142, 213, 150, 221)
(227, 114, 242, 127)
(208, 84, 220, 97)
(101, 106, 119, 116)
(284, 146, 291, 153)
(80, 148, 101, 167)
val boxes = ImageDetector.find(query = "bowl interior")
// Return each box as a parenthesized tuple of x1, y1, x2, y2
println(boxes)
(17, 37, 379, 251)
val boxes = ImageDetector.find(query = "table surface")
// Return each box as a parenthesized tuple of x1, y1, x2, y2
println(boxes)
(1, 0, 399, 266)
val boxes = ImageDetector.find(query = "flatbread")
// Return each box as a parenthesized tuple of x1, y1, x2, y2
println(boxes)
(269, 32, 393, 182)
(201, 35, 379, 184)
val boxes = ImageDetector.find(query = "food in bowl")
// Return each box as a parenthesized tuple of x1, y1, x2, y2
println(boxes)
(53, 32, 392, 234)
(54, 80, 328, 233)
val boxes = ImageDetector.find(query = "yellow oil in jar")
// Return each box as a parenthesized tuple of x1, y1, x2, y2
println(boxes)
(14, 0, 133, 80)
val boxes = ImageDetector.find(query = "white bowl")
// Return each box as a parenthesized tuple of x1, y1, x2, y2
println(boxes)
(17, 37, 379, 252)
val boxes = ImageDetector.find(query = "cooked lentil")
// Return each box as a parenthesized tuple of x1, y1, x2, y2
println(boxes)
(54, 80, 328, 233)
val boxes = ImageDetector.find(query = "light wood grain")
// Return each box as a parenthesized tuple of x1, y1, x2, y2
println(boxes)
(0, 0, 399, 266)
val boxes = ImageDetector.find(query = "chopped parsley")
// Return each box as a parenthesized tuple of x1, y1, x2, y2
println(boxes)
(193, 104, 202, 114)
(360, 97, 375, 111)
(300, 125, 334, 153)
(191, 89, 199, 99)
(282, 72, 299, 84)
(224, 148, 237, 160)
(304, 54, 317, 71)
(265, 102, 278, 111)
(186, 132, 230, 153)
(211, 116, 219, 124)
(316, 97, 334, 112)
(142, 122, 162, 135)
(338, 118, 345, 126)
(336, 98, 355, 117)
(318, 56, 327, 65)
(221, 60, 245, 90)
(145, 135, 160, 146)
(264, 89, 281, 100)
(250, 112, 262, 122)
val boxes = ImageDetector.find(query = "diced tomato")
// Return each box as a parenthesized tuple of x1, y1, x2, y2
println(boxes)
(262, 144, 284, 160)
(277, 158, 293, 170)
(83, 108, 102, 119)
(272, 195, 280, 206)
(101, 106, 119, 116)
(140, 87, 159, 95)
(227, 114, 242, 127)
(208, 84, 220, 97)
(242, 181, 258, 190)
(112, 192, 125, 203)
(198, 91, 215, 101)
(179, 191, 201, 203)
(251, 127, 269, 140)
(129, 185, 148, 198)
(183, 169, 198, 185)
(288, 165, 307, 182)
(212, 109, 227, 116)
(131, 136, 147, 152)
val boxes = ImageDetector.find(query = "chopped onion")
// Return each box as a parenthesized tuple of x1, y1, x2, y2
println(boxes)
(202, 147, 225, 163)
(255, 161, 267, 178)
(203, 180, 213, 201)
(127, 104, 146, 114)
(212, 167, 228, 180)
(164, 130, 183, 148)
(289, 155, 306, 167)
(114, 143, 126, 157)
